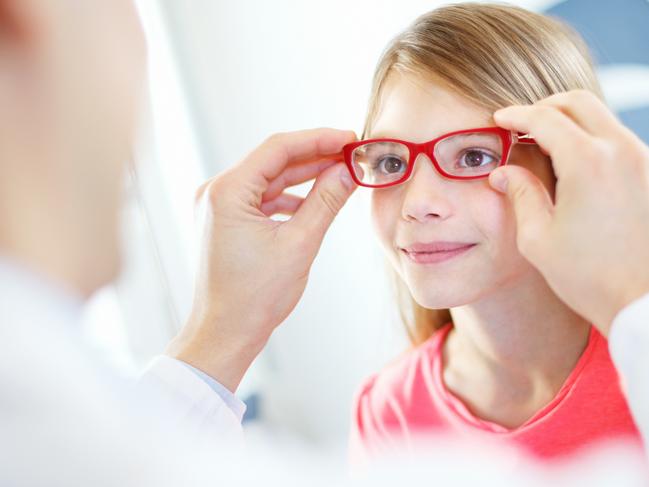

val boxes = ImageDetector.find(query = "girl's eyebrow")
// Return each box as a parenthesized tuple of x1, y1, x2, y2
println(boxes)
(366, 132, 403, 140)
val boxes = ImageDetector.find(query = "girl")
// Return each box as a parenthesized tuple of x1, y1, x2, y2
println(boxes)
(346, 3, 642, 464)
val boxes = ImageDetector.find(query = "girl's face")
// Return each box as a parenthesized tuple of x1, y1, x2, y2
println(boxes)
(370, 74, 554, 309)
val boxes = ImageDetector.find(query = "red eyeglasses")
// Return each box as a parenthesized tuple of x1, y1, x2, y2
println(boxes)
(342, 126, 536, 188)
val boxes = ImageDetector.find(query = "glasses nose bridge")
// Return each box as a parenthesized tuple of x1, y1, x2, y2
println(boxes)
(408, 140, 440, 176)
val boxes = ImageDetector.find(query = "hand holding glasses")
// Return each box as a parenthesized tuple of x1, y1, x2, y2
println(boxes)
(342, 126, 537, 188)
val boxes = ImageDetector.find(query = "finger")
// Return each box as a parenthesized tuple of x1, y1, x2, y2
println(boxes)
(494, 104, 594, 178)
(241, 128, 357, 187)
(260, 192, 305, 217)
(261, 158, 339, 203)
(534, 90, 623, 138)
(286, 162, 356, 247)
(489, 165, 554, 260)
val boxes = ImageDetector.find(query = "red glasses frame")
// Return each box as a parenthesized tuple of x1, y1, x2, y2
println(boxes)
(342, 126, 537, 188)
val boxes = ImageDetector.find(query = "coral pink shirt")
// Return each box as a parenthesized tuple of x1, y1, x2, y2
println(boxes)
(349, 323, 642, 464)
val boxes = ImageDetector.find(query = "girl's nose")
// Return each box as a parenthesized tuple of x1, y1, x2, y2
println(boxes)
(400, 153, 454, 223)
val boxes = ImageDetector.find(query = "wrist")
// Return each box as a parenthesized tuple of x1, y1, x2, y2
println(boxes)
(604, 286, 649, 337)
(166, 325, 268, 394)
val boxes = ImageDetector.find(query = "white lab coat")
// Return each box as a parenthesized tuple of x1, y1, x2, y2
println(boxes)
(1, 255, 649, 486)
(0, 257, 247, 485)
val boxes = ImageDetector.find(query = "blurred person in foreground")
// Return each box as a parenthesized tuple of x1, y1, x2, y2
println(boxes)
(1, 0, 649, 486)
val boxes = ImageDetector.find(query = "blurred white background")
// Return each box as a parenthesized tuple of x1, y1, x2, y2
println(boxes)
(81, 0, 649, 453)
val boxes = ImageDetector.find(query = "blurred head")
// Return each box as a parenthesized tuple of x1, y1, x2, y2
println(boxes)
(0, 0, 146, 296)
(362, 3, 602, 345)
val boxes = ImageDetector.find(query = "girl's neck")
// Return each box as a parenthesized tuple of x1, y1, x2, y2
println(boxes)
(448, 269, 591, 374)
(443, 269, 591, 427)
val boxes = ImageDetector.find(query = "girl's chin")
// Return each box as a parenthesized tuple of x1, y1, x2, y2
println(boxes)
(409, 291, 475, 310)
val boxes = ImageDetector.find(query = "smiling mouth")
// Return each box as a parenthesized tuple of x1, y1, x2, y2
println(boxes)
(401, 244, 476, 265)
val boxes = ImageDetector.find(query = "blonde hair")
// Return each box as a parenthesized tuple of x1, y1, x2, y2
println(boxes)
(363, 3, 604, 347)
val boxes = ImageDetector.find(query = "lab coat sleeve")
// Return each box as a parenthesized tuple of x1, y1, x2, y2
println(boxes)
(137, 354, 245, 450)
(179, 360, 247, 421)
(609, 291, 649, 446)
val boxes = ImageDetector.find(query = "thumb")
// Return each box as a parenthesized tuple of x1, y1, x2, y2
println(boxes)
(489, 166, 554, 257)
(288, 162, 356, 245)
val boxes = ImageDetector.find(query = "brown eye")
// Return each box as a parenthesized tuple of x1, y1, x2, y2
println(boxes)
(459, 149, 495, 168)
(375, 155, 407, 174)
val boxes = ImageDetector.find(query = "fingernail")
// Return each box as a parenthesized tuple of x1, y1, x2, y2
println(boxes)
(490, 171, 508, 193)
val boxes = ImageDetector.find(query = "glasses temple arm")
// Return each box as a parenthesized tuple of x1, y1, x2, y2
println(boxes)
(515, 131, 537, 145)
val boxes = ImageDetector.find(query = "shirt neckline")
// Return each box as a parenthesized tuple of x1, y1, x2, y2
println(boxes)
(430, 322, 600, 434)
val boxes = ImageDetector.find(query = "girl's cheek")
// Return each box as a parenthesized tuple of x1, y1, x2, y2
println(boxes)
(371, 192, 398, 248)
(493, 194, 523, 259)
(472, 189, 518, 255)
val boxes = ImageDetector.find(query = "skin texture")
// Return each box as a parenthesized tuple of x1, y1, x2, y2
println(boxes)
(368, 73, 592, 428)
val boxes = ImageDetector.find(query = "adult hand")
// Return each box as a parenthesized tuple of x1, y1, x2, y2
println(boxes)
(166, 128, 358, 392)
(489, 89, 649, 337)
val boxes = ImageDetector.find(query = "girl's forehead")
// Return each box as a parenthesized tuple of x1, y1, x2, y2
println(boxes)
(370, 73, 494, 141)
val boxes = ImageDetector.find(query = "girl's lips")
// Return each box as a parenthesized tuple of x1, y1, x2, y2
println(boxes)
(402, 241, 475, 253)
(401, 244, 476, 264)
